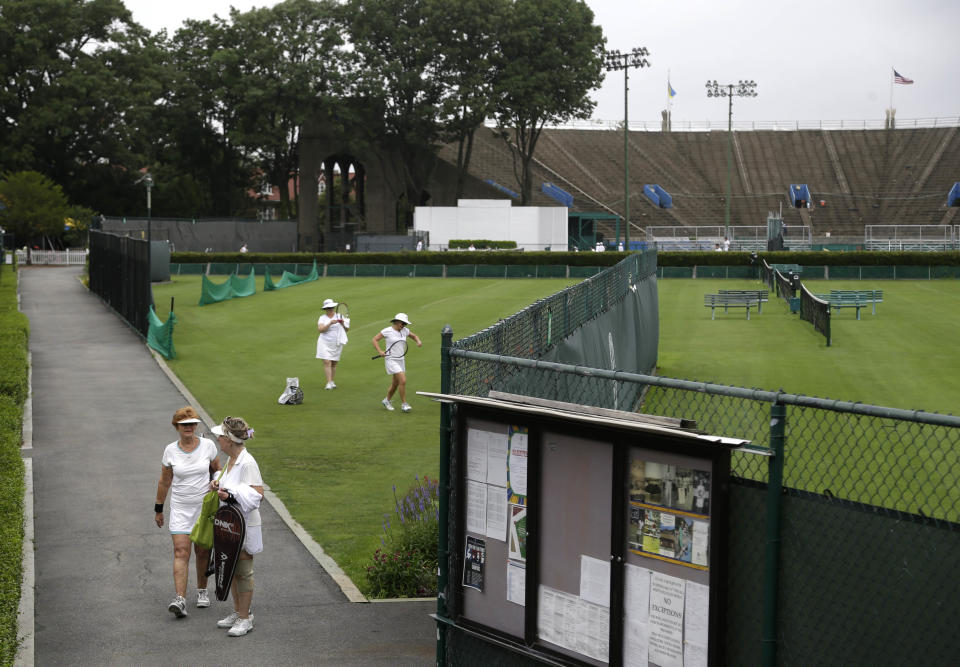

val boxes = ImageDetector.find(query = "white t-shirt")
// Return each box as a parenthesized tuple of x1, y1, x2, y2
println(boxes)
(317, 314, 347, 360)
(380, 325, 409, 350)
(161, 437, 218, 507)
(219, 448, 264, 527)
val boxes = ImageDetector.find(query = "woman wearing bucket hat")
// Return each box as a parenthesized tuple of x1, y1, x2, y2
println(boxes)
(209, 416, 264, 637)
(372, 312, 422, 412)
(316, 297, 349, 389)
(155, 406, 221, 617)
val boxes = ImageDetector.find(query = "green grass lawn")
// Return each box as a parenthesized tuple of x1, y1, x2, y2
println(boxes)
(153, 274, 960, 589)
(151, 275, 579, 590)
(657, 278, 960, 414)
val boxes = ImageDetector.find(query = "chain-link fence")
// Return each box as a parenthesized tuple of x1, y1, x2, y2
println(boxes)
(441, 252, 960, 665)
(445, 352, 960, 664)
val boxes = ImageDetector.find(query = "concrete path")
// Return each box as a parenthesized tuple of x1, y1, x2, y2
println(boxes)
(18, 267, 435, 666)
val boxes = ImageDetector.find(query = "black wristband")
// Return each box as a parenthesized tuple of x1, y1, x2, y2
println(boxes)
(154, 503, 164, 514)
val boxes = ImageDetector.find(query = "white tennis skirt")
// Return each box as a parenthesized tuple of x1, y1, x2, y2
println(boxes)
(385, 357, 405, 375)
(316, 337, 343, 361)
(169, 498, 202, 534)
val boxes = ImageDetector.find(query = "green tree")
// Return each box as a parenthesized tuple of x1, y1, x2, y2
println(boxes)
(0, 0, 164, 211)
(343, 0, 449, 228)
(435, 0, 510, 199)
(0, 171, 71, 246)
(492, 0, 605, 204)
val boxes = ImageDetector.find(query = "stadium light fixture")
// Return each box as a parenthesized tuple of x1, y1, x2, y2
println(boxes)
(705, 80, 758, 237)
(604, 47, 650, 251)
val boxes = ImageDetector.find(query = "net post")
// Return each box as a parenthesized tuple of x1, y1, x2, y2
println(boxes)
(436, 325, 453, 666)
(762, 400, 786, 667)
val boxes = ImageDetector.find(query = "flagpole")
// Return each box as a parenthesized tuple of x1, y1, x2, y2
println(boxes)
(889, 66, 894, 115)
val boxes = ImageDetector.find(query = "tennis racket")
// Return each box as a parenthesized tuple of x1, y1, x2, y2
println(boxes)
(334, 302, 349, 345)
(372, 339, 408, 360)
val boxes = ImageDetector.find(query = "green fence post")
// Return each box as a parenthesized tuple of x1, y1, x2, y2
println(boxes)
(762, 401, 786, 667)
(437, 325, 453, 667)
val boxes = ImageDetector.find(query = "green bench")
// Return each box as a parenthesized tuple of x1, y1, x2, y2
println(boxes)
(705, 292, 762, 320)
(718, 289, 769, 314)
(813, 289, 883, 320)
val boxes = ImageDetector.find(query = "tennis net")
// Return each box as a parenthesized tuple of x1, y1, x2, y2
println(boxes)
(799, 282, 831, 346)
(775, 269, 796, 302)
(761, 259, 775, 292)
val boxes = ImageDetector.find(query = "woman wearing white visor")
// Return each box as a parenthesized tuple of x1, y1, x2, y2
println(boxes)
(155, 406, 221, 617)
(372, 312, 422, 412)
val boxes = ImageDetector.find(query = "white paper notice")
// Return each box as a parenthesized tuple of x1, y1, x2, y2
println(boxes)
(508, 430, 528, 497)
(466, 429, 489, 481)
(623, 617, 649, 667)
(486, 434, 508, 487)
(466, 480, 487, 535)
(683, 582, 710, 667)
(485, 485, 508, 541)
(624, 563, 651, 623)
(649, 572, 685, 667)
(538, 586, 560, 645)
(577, 598, 610, 663)
(692, 521, 710, 567)
(579, 555, 611, 608)
(506, 561, 526, 606)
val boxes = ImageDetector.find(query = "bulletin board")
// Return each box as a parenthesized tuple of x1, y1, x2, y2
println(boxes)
(441, 394, 744, 667)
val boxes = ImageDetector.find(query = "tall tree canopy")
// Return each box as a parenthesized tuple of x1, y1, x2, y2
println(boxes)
(493, 0, 605, 204)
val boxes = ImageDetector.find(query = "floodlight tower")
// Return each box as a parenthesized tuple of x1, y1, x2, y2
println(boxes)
(705, 79, 758, 238)
(604, 47, 650, 251)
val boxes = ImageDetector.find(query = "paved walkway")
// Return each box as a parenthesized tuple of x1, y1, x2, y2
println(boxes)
(18, 267, 435, 665)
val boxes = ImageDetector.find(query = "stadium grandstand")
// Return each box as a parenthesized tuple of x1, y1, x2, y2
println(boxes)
(435, 124, 960, 249)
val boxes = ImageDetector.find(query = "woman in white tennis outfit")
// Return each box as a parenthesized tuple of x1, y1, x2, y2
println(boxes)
(154, 406, 221, 617)
(210, 416, 264, 637)
(371, 312, 422, 412)
(316, 298, 349, 389)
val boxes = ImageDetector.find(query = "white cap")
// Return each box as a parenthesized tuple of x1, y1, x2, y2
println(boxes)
(322, 298, 338, 309)
(176, 417, 201, 424)
(211, 424, 225, 435)
(392, 313, 411, 325)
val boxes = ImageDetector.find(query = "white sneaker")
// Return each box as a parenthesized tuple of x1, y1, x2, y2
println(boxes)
(382, 398, 394, 411)
(217, 611, 239, 628)
(196, 589, 210, 608)
(325, 381, 336, 390)
(228, 616, 254, 637)
(168, 595, 187, 618)
(401, 403, 412, 413)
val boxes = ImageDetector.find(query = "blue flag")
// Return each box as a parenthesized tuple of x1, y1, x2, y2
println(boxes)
(668, 81, 677, 98)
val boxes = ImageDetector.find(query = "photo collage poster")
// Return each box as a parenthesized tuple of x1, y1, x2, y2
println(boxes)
(627, 459, 712, 570)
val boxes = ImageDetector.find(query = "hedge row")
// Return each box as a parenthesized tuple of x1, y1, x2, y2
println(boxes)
(0, 264, 27, 666)
(170, 250, 960, 268)
(448, 239, 518, 250)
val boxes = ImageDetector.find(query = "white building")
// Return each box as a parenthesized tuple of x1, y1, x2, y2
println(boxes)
(414, 200, 568, 252)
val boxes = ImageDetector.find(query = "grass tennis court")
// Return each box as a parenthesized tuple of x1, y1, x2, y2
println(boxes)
(152, 273, 960, 590)
(151, 275, 579, 589)
(657, 278, 960, 414)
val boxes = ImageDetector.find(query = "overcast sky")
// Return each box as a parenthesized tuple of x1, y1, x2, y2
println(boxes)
(123, 0, 960, 126)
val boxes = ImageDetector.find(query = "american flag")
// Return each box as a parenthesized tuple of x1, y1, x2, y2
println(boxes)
(893, 69, 914, 85)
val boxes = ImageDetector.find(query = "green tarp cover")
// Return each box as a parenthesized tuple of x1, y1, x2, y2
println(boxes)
(147, 306, 177, 359)
(198, 269, 257, 306)
(263, 260, 319, 291)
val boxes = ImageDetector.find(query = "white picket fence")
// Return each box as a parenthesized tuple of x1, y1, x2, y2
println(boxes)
(15, 249, 88, 265)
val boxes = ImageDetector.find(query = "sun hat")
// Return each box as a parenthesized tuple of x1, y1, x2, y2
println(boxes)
(322, 298, 338, 309)
(212, 417, 254, 444)
(176, 417, 201, 424)
(391, 313, 411, 325)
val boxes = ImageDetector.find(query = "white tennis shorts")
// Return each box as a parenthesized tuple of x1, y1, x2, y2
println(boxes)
(169, 498, 202, 534)
(316, 338, 343, 361)
(385, 357, 405, 375)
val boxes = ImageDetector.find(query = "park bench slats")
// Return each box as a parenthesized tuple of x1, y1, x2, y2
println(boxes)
(704, 291, 766, 320)
(812, 289, 883, 320)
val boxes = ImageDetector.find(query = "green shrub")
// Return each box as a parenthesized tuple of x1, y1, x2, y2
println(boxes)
(366, 476, 439, 598)
(449, 239, 518, 250)
(0, 264, 25, 665)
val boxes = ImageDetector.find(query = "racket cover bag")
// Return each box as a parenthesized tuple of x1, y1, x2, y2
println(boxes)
(212, 503, 247, 601)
